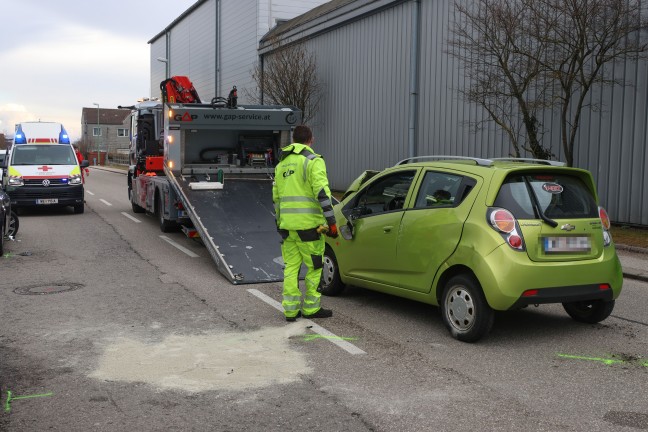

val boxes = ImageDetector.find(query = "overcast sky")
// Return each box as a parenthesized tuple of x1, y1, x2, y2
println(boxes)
(0, 0, 195, 141)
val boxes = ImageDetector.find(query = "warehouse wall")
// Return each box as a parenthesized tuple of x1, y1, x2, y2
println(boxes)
(261, 0, 648, 225)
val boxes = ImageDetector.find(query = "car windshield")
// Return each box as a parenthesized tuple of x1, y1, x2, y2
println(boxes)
(494, 173, 598, 219)
(10, 145, 76, 166)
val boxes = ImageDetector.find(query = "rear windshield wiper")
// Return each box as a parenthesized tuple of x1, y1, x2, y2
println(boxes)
(523, 177, 558, 228)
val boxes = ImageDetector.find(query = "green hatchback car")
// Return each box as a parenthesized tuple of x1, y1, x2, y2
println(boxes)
(320, 156, 623, 342)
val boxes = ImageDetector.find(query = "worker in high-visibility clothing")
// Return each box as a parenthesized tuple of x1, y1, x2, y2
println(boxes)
(273, 125, 338, 321)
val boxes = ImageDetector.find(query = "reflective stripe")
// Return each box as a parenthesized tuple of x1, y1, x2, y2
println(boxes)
(282, 208, 321, 214)
(323, 210, 335, 218)
(319, 198, 332, 207)
(303, 158, 309, 182)
(281, 196, 318, 204)
(283, 303, 301, 311)
(283, 295, 301, 302)
(305, 295, 319, 303)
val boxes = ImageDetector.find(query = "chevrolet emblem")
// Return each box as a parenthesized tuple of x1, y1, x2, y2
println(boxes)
(561, 224, 576, 231)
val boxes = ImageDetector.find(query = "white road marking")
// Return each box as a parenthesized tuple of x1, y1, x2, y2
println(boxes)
(247, 289, 366, 355)
(99, 199, 112, 206)
(86, 191, 95, 196)
(159, 235, 199, 258)
(121, 212, 142, 223)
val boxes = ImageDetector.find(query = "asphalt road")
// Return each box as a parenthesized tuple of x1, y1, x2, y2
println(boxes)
(0, 167, 646, 431)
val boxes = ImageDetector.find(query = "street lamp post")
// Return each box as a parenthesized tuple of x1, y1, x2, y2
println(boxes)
(93, 103, 100, 166)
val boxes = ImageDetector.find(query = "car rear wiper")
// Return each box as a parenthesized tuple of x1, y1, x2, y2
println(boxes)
(523, 177, 558, 228)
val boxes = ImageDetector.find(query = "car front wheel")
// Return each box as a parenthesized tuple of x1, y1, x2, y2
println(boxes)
(441, 274, 494, 342)
(319, 246, 345, 296)
(563, 300, 615, 324)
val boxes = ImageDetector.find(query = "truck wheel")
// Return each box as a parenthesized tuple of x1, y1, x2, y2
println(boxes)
(7, 211, 19, 238)
(156, 192, 175, 233)
(441, 274, 494, 343)
(130, 188, 145, 213)
(563, 300, 615, 324)
(74, 203, 84, 214)
(319, 246, 345, 296)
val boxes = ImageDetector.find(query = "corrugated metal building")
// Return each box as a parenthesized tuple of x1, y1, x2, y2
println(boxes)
(148, 0, 329, 102)
(258, 0, 648, 226)
(151, 0, 648, 226)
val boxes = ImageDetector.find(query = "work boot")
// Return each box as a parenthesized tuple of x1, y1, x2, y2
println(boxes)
(285, 311, 301, 322)
(303, 308, 333, 319)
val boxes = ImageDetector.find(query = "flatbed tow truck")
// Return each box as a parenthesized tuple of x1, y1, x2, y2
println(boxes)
(125, 95, 301, 284)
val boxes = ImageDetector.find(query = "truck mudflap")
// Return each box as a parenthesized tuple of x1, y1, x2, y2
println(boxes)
(170, 172, 286, 284)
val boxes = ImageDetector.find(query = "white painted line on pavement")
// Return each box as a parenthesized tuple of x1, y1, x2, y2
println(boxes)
(99, 199, 113, 206)
(247, 289, 366, 356)
(86, 191, 95, 196)
(121, 212, 142, 223)
(159, 235, 200, 258)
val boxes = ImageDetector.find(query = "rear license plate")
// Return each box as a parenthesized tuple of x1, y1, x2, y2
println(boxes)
(543, 236, 591, 253)
(36, 198, 58, 205)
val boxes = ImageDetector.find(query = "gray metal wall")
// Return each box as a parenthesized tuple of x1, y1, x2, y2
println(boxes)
(300, 2, 415, 189)
(262, 0, 648, 226)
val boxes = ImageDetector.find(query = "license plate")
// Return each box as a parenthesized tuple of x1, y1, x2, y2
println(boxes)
(36, 198, 58, 205)
(544, 236, 591, 253)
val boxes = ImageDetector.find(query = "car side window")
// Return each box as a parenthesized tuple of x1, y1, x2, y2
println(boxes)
(351, 170, 416, 216)
(414, 171, 465, 208)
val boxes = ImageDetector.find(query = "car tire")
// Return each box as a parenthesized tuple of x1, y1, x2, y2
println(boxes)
(7, 211, 19, 238)
(562, 300, 615, 324)
(319, 246, 345, 296)
(0, 223, 5, 256)
(441, 274, 494, 342)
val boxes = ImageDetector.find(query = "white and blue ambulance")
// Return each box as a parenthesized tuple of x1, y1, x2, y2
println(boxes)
(3, 122, 89, 214)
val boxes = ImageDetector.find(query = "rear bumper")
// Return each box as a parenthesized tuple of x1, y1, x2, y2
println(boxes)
(509, 284, 614, 309)
(467, 243, 623, 310)
(8, 185, 84, 207)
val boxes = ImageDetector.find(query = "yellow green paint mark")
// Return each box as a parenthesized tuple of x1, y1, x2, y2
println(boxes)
(557, 353, 648, 367)
(4, 390, 54, 412)
(303, 334, 358, 342)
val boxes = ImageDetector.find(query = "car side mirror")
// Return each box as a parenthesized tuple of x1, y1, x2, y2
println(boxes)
(340, 220, 354, 240)
(80, 160, 90, 168)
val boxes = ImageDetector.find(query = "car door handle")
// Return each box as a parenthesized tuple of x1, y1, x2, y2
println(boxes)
(383, 225, 393, 233)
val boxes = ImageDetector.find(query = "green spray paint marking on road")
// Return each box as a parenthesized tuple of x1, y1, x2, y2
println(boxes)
(4, 390, 54, 413)
(557, 353, 648, 367)
(303, 334, 358, 342)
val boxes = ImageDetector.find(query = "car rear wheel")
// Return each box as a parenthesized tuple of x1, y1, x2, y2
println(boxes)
(562, 300, 615, 324)
(441, 274, 494, 342)
(319, 246, 345, 296)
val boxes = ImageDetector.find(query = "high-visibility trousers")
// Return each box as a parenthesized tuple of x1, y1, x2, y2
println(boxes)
(281, 229, 325, 318)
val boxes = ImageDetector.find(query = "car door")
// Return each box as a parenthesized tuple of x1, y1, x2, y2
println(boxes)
(339, 169, 418, 286)
(395, 170, 479, 293)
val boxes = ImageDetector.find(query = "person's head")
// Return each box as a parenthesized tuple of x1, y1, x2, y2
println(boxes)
(292, 125, 313, 146)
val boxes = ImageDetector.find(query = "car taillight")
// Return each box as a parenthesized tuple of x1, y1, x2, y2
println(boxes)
(490, 209, 515, 233)
(599, 207, 612, 247)
(488, 208, 525, 251)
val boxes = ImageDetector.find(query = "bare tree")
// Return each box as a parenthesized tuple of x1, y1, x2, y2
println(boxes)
(249, 41, 322, 124)
(450, 0, 648, 165)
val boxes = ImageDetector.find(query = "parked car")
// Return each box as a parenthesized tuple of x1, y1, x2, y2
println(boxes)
(320, 156, 623, 342)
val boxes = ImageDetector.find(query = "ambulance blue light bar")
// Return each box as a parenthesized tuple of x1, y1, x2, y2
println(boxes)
(59, 126, 70, 144)
(14, 125, 26, 144)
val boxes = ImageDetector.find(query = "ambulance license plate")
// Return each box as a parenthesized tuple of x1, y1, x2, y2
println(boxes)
(36, 198, 58, 205)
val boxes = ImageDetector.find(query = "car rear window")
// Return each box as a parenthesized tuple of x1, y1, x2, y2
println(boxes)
(494, 173, 598, 219)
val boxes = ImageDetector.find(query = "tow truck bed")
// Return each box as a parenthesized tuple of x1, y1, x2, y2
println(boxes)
(170, 169, 284, 284)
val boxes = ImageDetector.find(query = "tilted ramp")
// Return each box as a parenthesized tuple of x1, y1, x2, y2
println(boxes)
(169, 171, 287, 284)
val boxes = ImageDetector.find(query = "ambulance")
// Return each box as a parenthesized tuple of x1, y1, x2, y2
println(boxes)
(3, 122, 89, 214)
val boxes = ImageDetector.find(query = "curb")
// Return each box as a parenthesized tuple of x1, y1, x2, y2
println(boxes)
(616, 244, 648, 255)
(89, 166, 128, 175)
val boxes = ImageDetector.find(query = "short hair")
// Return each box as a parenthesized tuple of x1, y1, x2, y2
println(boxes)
(292, 125, 312, 144)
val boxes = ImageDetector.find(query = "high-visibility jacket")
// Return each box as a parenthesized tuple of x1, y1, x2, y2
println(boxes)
(273, 143, 335, 231)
